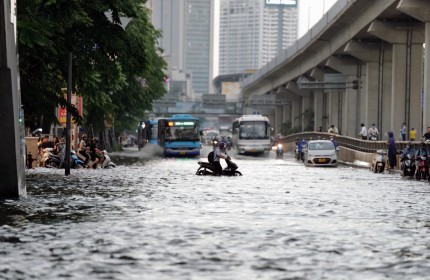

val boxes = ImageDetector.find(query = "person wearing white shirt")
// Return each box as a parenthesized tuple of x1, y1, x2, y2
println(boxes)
(368, 124, 379, 140)
(359, 123, 367, 140)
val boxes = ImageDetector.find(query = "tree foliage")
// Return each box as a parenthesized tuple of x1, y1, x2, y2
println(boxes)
(17, 0, 167, 133)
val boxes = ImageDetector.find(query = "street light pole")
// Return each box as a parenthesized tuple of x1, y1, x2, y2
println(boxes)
(65, 51, 72, 175)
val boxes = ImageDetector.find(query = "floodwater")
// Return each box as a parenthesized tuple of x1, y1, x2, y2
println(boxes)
(1, 146, 430, 280)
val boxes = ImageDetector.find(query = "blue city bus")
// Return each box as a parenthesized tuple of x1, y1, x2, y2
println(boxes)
(158, 114, 201, 156)
(137, 119, 160, 150)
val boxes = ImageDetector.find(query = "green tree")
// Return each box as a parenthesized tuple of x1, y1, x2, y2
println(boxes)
(18, 0, 167, 134)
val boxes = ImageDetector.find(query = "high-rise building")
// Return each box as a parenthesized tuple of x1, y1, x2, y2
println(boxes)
(219, 0, 297, 75)
(146, 0, 215, 98)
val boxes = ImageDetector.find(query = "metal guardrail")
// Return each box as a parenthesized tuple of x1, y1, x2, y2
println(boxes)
(279, 132, 419, 154)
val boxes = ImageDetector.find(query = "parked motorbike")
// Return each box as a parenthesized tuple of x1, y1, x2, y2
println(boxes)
(371, 149, 387, 173)
(414, 155, 428, 180)
(196, 154, 242, 176)
(276, 143, 284, 158)
(71, 150, 85, 169)
(43, 148, 62, 168)
(400, 153, 415, 177)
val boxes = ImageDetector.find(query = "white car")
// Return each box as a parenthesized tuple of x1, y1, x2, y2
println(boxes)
(304, 140, 338, 167)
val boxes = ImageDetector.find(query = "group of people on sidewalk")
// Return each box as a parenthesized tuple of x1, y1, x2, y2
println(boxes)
(36, 134, 103, 169)
(358, 122, 417, 141)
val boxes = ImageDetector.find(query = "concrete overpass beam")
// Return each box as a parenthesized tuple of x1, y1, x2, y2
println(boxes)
(309, 67, 326, 82)
(368, 20, 424, 138)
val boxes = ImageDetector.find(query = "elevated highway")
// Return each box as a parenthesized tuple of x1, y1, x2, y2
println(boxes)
(241, 0, 430, 140)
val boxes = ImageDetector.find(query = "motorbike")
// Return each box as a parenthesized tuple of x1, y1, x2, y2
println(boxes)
(87, 150, 116, 169)
(276, 143, 284, 158)
(71, 150, 85, 169)
(101, 150, 116, 168)
(414, 155, 428, 180)
(196, 155, 242, 176)
(400, 152, 415, 177)
(43, 148, 62, 168)
(371, 149, 387, 173)
(369, 132, 378, 141)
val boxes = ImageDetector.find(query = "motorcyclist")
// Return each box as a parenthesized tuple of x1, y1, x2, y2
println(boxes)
(415, 142, 430, 179)
(296, 138, 307, 161)
(213, 142, 228, 175)
(368, 124, 379, 141)
(330, 136, 338, 150)
(400, 142, 415, 159)
(415, 142, 429, 157)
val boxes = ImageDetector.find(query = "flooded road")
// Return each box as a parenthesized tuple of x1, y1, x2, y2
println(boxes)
(1, 147, 430, 279)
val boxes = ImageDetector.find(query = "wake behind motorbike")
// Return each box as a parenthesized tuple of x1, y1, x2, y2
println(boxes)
(196, 154, 242, 176)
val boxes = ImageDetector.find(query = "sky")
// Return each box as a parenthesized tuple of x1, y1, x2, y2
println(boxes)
(298, 0, 338, 38)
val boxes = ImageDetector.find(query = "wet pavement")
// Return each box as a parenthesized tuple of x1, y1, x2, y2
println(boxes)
(1, 146, 430, 279)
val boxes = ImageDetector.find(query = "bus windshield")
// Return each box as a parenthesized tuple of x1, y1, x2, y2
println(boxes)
(165, 121, 200, 141)
(239, 121, 269, 139)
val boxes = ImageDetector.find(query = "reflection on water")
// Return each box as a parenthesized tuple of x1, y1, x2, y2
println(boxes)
(1, 149, 430, 279)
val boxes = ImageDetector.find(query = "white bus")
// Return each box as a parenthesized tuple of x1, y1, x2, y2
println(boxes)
(232, 114, 272, 154)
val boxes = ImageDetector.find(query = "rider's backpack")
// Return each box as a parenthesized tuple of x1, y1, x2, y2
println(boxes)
(208, 151, 214, 164)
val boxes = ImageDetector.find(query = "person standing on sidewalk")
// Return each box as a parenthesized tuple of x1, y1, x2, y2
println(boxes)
(409, 128, 416, 141)
(359, 123, 367, 140)
(387, 131, 397, 169)
(400, 122, 407, 141)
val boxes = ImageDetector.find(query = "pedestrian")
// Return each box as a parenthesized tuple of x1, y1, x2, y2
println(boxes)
(387, 131, 397, 169)
(409, 128, 416, 141)
(327, 124, 339, 134)
(400, 122, 407, 141)
(359, 123, 367, 140)
(423, 127, 430, 141)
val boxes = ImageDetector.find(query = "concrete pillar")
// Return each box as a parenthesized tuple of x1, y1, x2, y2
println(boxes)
(291, 98, 302, 130)
(397, 0, 430, 137)
(0, 1, 26, 198)
(286, 81, 308, 131)
(343, 40, 394, 138)
(314, 92, 324, 130)
(327, 92, 340, 133)
(274, 105, 283, 134)
(368, 20, 424, 139)
(326, 56, 361, 137)
(310, 68, 327, 131)
(282, 103, 291, 129)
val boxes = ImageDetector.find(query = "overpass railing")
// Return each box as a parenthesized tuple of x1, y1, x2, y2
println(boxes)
(279, 132, 415, 154)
